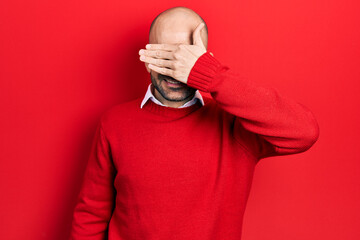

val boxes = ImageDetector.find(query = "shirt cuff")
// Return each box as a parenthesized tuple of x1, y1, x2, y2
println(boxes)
(187, 51, 223, 92)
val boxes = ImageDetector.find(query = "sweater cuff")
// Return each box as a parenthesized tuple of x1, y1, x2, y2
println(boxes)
(187, 51, 223, 92)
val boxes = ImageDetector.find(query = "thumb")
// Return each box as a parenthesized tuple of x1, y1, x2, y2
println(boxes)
(193, 22, 205, 48)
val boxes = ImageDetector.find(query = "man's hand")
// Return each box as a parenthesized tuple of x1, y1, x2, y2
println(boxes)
(139, 22, 210, 84)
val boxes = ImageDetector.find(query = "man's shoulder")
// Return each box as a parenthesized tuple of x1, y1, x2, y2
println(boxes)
(201, 95, 214, 106)
(100, 96, 143, 125)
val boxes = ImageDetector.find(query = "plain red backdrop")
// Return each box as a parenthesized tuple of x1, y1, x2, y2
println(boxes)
(0, 0, 359, 239)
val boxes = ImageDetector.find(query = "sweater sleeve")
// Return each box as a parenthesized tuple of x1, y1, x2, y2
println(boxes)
(69, 119, 116, 240)
(187, 52, 320, 160)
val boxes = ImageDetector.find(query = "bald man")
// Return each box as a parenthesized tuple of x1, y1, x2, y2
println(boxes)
(70, 6, 319, 240)
(140, 7, 209, 108)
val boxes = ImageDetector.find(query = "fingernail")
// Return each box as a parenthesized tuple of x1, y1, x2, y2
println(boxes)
(139, 49, 144, 54)
(146, 44, 151, 49)
(140, 55, 145, 60)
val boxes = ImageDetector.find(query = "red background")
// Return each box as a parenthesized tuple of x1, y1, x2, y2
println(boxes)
(1, 0, 359, 239)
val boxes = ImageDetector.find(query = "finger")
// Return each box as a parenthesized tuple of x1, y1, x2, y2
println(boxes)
(145, 44, 177, 51)
(148, 64, 175, 77)
(192, 22, 205, 47)
(139, 49, 174, 60)
(139, 55, 173, 68)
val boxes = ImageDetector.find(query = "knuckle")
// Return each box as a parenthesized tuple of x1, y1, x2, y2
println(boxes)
(173, 52, 180, 59)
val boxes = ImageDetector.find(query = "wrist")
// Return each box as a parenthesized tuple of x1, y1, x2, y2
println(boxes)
(187, 52, 222, 92)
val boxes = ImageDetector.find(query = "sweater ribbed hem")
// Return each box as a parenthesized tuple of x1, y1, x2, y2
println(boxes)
(187, 52, 223, 92)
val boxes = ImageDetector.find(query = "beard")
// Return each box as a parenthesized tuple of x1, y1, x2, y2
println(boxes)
(150, 73, 196, 102)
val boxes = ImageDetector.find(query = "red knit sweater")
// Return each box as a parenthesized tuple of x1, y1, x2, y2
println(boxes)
(70, 52, 319, 240)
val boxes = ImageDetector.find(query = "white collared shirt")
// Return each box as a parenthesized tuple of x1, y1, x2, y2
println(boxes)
(140, 83, 205, 109)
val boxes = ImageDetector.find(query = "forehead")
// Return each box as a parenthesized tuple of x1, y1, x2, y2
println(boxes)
(154, 31, 192, 44)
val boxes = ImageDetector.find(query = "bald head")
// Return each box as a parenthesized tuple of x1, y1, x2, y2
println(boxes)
(149, 7, 208, 49)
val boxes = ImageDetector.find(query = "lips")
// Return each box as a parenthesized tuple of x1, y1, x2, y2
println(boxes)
(164, 78, 180, 84)
(162, 77, 185, 88)
(164, 80, 182, 89)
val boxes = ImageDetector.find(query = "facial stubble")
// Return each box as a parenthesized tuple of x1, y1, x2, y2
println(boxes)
(150, 73, 196, 102)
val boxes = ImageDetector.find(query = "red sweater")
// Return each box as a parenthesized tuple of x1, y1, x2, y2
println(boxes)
(70, 52, 319, 240)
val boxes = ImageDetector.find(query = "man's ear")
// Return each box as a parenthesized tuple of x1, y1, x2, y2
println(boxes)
(145, 62, 150, 73)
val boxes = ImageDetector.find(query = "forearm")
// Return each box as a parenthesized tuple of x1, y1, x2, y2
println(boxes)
(187, 52, 320, 159)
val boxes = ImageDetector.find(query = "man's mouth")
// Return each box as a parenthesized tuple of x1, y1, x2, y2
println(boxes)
(162, 77, 185, 87)
(164, 78, 180, 84)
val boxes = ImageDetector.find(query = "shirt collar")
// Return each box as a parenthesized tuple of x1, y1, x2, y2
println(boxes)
(140, 83, 205, 109)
